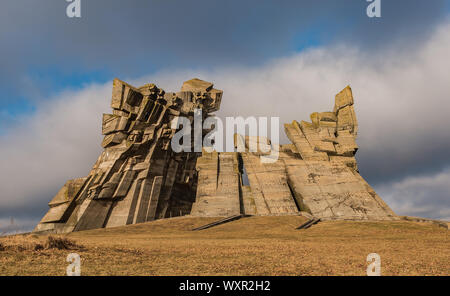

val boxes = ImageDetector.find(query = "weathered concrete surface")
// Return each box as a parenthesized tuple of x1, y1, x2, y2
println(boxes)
(281, 86, 397, 220)
(35, 78, 222, 233)
(191, 152, 241, 217)
(239, 151, 299, 215)
(35, 82, 397, 234)
(192, 86, 397, 221)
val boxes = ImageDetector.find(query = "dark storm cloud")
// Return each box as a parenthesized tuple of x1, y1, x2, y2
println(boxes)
(377, 168, 450, 220)
(358, 132, 450, 186)
(0, 0, 448, 104)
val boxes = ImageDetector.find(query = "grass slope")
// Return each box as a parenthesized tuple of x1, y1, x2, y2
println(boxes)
(0, 216, 448, 276)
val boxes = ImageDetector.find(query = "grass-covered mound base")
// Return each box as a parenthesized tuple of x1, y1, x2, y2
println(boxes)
(0, 216, 448, 276)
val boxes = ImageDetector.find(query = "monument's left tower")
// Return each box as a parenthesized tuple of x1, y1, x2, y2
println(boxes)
(34, 78, 222, 234)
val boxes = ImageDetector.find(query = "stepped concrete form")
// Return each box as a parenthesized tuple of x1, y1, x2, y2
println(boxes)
(34, 80, 398, 234)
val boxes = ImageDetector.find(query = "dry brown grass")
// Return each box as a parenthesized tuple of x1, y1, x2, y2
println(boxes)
(0, 234, 83, 252)
(0, 216, 448, 276)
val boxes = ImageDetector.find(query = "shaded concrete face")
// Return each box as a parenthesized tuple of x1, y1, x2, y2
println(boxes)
(34, 78, 222, 233)
(35, 81, 397, 234)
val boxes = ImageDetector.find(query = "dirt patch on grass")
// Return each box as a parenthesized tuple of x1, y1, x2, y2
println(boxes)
(45, 236, 82, 250)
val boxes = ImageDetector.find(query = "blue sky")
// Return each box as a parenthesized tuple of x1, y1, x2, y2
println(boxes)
(1, 0, 450, 231)
(1, 0, 447, 124)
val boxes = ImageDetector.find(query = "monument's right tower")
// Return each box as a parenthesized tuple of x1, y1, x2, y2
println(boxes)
(193, 86, 398, 221)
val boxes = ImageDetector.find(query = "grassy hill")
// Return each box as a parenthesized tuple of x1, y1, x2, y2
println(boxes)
(0, 216, 448, 276)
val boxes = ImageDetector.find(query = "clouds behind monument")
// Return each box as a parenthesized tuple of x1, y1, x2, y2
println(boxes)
(0, 0, 448, 107)
(0, 1, 450, 231)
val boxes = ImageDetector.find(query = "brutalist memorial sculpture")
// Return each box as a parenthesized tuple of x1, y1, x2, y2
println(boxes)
(34, 79, 397, 234)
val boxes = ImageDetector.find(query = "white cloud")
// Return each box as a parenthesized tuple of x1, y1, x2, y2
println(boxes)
(0, 84, 110, 209)
(1, 20, 450, 223)
(376, 169, 450, 221)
